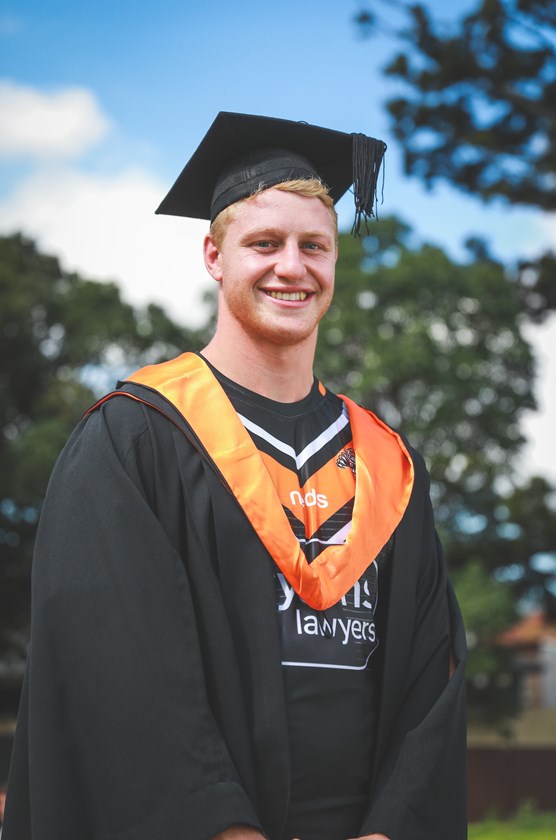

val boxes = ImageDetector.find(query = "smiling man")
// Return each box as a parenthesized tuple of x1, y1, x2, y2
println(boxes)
(3, 114, 467, 840)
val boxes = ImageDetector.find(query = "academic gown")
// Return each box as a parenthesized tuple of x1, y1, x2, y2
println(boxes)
(3, 365, 467, 840)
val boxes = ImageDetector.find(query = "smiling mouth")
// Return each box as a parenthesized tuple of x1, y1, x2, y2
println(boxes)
(264, 290, 309, 301)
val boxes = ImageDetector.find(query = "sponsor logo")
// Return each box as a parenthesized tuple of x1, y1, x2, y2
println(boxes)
(289, 488, 329, 509)
(275, 569, 380, 669)
(295, 610, 376, 645)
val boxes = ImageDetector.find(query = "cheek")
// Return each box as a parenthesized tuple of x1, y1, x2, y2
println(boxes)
(222, 252, 262, 282)
(322, 267, 335, 295)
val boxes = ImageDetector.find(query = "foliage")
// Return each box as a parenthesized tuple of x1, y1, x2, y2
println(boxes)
(0, 233, 204, 662)
(2, 224, 555, 727)
(354, 0, 556, 716)
(456, 562, 520, 726)
(317, 219, 535, 516)
(316, 221, 556, 720)
(456, 561, 515, 642)
(356, 0, 556, 211)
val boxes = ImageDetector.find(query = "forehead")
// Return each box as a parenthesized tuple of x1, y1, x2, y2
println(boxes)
(229, 188, 336, 235)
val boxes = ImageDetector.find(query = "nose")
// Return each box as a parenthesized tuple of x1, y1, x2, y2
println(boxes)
(274, 241, 306, 282)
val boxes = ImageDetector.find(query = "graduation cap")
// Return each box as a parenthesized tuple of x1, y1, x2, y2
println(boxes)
(156, 112, 386, 235)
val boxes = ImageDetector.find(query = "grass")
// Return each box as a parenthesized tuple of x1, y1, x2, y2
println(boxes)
(469, 803, 556, 839)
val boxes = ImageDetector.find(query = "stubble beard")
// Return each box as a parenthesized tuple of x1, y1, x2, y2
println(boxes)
(220, 283, 332, 350)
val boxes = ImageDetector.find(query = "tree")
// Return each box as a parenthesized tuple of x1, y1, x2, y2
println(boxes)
(0, 233, 205, 673)
(317, 219, 535, 515)
(352, 0, 556, 720)
(316, 222, 556, 720)
(2, 226, 554, 725)
(356, 0, 556, 212)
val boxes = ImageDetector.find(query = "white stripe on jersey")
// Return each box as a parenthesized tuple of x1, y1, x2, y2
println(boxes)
(298, 520, 353, 547)
(237, 403, 349, 470)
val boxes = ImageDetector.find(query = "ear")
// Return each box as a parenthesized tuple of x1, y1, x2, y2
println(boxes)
(203, 234, 223, 282)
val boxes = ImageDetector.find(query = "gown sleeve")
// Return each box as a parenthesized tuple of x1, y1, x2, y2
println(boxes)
(358, 457, 468, 840)
(3, 399, 263, 840)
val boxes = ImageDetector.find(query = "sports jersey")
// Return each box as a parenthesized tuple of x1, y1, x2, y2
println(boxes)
(209, 361, 392, 840)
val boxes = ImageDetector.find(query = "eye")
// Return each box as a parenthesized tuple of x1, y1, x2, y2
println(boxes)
(253, 240, 276, 250)
(302, 241, 322, 251)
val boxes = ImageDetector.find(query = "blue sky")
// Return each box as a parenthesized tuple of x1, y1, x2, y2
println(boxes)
(2, 0, 547, 254)
(0, 0, 554, 480)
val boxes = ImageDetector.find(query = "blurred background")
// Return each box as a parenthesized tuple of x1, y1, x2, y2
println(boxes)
(0, 0, 555, 833)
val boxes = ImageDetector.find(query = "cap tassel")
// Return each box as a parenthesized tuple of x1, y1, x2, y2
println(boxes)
(351, 134, 387, 237)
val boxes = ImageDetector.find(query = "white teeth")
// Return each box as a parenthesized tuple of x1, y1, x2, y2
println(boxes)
(266, 290, 308, 301)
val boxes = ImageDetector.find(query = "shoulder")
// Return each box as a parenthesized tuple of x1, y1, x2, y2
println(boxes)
(84, 391, 167, 460)
(54, 389, 179, 494)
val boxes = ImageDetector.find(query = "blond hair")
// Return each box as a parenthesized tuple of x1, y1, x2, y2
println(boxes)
(209, 178, 338, 248)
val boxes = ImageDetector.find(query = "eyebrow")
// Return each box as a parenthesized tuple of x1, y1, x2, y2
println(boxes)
(240, 227, 335, 243)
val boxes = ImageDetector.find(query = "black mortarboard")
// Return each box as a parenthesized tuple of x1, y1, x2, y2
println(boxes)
(156, 112, 386, 235)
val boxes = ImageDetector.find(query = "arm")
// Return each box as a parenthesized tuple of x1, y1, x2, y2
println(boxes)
(359, 462, 467, 840)
(3, 401, 263, 840)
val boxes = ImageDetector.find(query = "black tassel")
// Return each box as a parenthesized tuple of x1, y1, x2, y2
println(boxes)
(351, 134, 387, 237)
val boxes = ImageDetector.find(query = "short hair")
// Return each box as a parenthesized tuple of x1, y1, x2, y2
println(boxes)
(209, 178, 338, 248)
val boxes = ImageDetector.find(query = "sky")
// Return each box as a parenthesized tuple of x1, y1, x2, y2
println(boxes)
(0, 0, 554, 482)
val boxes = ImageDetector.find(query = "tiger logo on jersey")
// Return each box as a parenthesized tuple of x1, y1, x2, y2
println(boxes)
(336, 447, 356, 475)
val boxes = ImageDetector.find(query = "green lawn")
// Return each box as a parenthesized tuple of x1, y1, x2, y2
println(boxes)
(469, 807, 556, 839)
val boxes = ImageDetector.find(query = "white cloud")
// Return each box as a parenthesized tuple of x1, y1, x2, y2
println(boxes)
(0, 80, 111, 159)
(0, 165, 213, 326)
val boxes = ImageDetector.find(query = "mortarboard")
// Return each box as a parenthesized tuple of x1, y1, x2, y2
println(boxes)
(156, 112, 386, 235)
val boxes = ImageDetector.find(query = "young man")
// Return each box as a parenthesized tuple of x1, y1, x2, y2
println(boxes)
(3, 113, 467, 840)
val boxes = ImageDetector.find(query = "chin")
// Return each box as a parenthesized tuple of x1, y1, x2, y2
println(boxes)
(253, 321, 317, 347)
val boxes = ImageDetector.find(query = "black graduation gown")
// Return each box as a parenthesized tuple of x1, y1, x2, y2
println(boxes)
(3, 381, 467, 840)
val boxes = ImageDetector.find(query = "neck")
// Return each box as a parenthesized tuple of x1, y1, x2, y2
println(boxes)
(202, 332, 317, 403)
